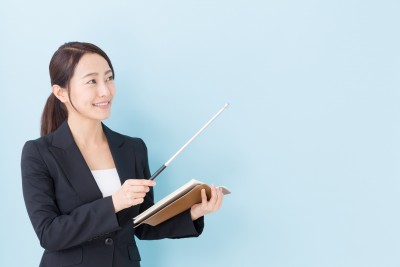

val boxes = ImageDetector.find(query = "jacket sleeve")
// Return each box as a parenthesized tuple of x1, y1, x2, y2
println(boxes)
(21, 141, 121, 251)
(133, 139, 204, 240)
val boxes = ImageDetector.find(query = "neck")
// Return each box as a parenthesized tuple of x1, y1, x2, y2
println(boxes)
(67, 115, 105, 147)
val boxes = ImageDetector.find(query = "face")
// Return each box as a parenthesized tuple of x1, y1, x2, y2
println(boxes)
(55, 53, 115, 121)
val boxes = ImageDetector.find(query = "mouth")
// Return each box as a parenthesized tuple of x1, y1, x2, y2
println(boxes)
(92, 101, 111, 108)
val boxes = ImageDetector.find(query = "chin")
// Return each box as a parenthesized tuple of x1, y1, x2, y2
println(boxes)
(99, 114, 111, 120)
(88, 111, 111, 121)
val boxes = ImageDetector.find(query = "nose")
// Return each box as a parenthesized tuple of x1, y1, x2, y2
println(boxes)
(97, 80, 111, 98)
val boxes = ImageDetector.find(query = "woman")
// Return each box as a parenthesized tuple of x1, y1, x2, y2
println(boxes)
(21, 42, 223, 267)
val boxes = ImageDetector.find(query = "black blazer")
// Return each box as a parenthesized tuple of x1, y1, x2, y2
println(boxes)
(21, 121, 204, 267)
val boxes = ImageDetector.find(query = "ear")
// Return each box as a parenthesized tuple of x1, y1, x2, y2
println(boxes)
(52, 85, 68, 103)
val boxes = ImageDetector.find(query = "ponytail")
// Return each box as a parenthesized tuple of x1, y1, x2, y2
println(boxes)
(40, 93, 67, 136)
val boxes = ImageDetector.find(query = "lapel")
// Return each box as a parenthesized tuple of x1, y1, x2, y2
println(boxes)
(48, 121, 137, 204)
(102, 123, 137, 182)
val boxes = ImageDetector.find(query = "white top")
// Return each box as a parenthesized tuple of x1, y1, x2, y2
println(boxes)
(91, 168, 121, 198)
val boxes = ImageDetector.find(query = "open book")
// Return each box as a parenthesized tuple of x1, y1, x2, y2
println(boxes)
(133, 179, 230, 228)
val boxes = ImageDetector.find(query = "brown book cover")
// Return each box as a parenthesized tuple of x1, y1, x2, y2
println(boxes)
(133, 179, 230, 228)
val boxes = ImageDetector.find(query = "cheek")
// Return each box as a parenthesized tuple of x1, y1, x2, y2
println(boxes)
(110, 85, 116, 96)
(69, 88, 94, 106)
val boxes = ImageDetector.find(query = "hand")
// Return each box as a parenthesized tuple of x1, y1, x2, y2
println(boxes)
(190, 185, 224, 220)
(112, 179, 156, 213)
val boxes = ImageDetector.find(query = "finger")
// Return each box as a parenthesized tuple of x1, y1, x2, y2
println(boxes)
(127, 193, 146, 206)
(209, 184, 218, 207)
(128, 192, 146, 199)
(122, 186, 146, 196)
(131, 197, 144, 206)
(201, 189, 208, 209)
(125, 179, 156, 187)
(128, 185, 151, 193)
(214, 187, 224, 210)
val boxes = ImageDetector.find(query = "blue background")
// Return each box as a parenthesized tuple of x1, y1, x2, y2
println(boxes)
(1, 0, 400, 266)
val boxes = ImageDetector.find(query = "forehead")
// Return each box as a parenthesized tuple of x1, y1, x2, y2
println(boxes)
(74, 53, 111, 77)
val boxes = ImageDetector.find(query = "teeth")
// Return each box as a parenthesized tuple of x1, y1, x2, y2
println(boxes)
(93, 102, 109, 106)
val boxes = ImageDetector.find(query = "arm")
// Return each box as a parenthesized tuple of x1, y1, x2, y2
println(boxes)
(21, 141, 121, 251)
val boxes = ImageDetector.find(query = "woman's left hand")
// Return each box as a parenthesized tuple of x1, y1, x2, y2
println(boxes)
(190, 185, 224, 220)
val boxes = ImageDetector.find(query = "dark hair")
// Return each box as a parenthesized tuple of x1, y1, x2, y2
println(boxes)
(40, 42, 115, 136)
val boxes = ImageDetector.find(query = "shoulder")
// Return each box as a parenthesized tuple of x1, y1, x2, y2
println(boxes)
(22, 132, 55, 156)
(21, 133, 56, 173)
(23, 120, 75, 153)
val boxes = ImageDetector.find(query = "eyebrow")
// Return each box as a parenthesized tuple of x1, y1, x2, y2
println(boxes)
(82, 69, 113, 79)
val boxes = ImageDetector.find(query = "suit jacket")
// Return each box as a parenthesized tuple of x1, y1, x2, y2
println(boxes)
(21, 121, 204, 267)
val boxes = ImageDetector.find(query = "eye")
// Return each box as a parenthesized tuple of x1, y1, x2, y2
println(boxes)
(87, 79, 96, 84)
(106, 75, 114, 81)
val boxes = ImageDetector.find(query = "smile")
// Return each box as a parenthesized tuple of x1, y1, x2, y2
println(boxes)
(92, 101, 111, 107)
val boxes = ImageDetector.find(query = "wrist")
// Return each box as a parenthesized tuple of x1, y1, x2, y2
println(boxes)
(190, 206, 203, 221)
(112, 195, 121, 213)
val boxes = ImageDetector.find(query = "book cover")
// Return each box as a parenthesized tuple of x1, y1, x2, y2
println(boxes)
(133, 179, 230, 227)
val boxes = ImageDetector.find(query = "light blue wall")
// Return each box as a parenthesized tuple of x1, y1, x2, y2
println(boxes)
(1, 0, 400, 266)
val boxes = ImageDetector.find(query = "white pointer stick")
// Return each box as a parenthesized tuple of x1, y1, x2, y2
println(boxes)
(149, 103, 230, 180)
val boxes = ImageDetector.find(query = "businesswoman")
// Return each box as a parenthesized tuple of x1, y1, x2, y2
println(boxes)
(21, 42, 224, 267)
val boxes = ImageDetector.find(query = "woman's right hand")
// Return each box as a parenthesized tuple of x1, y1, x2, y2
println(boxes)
(112, 179, 156, 213)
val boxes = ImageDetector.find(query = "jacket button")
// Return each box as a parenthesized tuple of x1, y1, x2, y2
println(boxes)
(105, 238, 113, 246)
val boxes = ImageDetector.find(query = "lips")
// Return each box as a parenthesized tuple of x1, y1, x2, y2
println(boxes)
(92, 101, 111, 107)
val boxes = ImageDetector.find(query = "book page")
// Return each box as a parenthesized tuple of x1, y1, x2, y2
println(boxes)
(133, 179, 203, 224)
